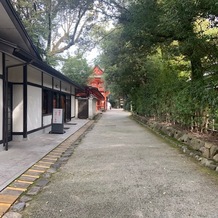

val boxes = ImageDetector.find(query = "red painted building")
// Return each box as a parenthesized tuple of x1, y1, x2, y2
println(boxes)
(87, 66, 110, 111)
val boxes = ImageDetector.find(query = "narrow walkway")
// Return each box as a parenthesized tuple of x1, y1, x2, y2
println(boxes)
(10, 110, 218, 217)
(0, 119, 89, 192)
(0, 118, 92, 217)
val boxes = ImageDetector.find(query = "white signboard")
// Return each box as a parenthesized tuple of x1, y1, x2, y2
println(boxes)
(52, 109, 63, 124)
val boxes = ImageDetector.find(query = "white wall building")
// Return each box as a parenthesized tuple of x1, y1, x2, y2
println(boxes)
(0, 0, 83, 150)
(76, 86, 104, 119)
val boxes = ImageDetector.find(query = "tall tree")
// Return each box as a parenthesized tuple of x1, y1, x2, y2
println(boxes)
(98, 0, 218, 131)
(62, 55, 92, 85)
(119, 0, 218, 79)
(10, 0, 129, 65)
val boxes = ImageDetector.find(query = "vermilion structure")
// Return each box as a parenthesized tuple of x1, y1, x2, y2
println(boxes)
(87, 65, 110, 111)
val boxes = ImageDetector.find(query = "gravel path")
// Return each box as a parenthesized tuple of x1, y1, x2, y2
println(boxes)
(21, 109, 218, 218)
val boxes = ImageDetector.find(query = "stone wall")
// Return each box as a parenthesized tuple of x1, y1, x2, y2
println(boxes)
(132, 114, 218, 172)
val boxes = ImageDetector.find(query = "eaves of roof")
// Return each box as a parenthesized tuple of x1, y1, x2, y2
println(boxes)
(0, 1, 84, 91)
(0, 39, 83, 90)
(0, 0, 42, 60)
(13, 47, 83, 90)
(0, 38, 17, 54)
(88, 86, 104, 100)
(94, 65, 104, 73)
(76, 86, 104, 100)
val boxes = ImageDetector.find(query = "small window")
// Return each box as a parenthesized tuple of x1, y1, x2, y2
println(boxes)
(42, 89, 52, 114)
(53, 92, 60, 108)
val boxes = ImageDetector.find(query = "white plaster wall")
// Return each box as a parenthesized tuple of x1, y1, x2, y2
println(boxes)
(61, 82, 71, 94)
(54, 78, 60, 91)
(0, 52, 2, 75)
(28, 67, 42, 85)
(0, 79, 3, 141)
(88, 98, 97, 119)
(0, 53, 2, 141)
(71, 96, 75, 117)
(43, 115, 52, 126)
(93, 98, 97, 115)
(13, 85, 23, 132)
(43, 73, 52, 88)
(8, 66, 23, 83)
(88, 98, 93, 119)
(71, 86, 75, 95)
(27, 85, 42, 131)
(75, 99, 78, 118)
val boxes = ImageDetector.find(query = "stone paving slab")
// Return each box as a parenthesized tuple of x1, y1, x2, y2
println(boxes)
(0, 205, 10, 217)
(9, 182, 30, 190)
(17, 110, 218, 218)
(0, 196, 17, 204)
(0, 119, 95, 217)
(0, 119, 89, 192)
(0, 189, 23, 197)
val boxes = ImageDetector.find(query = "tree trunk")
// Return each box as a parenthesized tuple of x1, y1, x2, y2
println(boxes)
(190, 56, 203, 80)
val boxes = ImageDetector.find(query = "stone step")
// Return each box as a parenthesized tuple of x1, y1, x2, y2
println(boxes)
(0, 195, 18, 217)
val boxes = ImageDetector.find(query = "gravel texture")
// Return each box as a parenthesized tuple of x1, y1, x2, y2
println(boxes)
(21, 109, 218, 218)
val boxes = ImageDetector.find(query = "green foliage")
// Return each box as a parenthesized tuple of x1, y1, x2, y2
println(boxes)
(173, 78, 218, 128)
(10, 0, 132, 66)
(10, 0, 116, 64)
(97, 0, 218, 131)
(62, 55, 92, 85)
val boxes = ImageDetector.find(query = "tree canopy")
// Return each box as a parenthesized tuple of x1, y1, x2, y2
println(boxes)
(62, 55, 92, 85)
(10, 0, 128, 65)
(10, 0, 218, 132)
(98, 0, 218, 132)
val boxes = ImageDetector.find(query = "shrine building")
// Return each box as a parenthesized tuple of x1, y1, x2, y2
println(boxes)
(87, 65, 110, 111)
